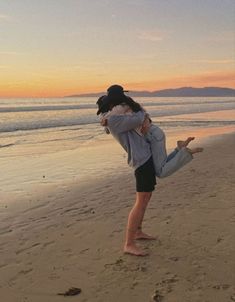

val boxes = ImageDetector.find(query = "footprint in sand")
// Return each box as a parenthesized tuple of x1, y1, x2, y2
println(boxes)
(104, 258, 148, 273)
(42, 241, 55, 248)
(0, 227, 13, 235)
(230, 294, 235, 301)
(9, 268, 33, 284)
(16, 243, 41, 255)
(151, 290, 164, 302)
(19, 268, 33, 275)
(152, 274, 179, 299)
(168, 256, 180, 262)
(212, 284, 231, 290)
(216, 236, 224, 243)
(79, 248, 89, 254)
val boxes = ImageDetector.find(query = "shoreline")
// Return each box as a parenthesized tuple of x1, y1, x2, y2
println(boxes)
(1, 123, 235, 205)
(0, 131, 234, 301)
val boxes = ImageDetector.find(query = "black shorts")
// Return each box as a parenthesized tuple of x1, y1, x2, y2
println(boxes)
(134, 157, 156, 192)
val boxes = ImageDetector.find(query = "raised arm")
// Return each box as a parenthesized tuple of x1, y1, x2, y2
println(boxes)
(107, 110, 146, 133)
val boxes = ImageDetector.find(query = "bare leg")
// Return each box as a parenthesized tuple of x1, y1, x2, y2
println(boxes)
(124, 192, 152, 256)
(147, 126, 194, 178)
(135, 192, 156, 240)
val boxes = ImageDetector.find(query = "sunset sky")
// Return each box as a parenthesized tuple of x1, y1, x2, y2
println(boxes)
(0, 0, 234, 97)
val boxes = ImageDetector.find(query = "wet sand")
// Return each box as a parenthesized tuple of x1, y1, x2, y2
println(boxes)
(0, 132, 234, 302)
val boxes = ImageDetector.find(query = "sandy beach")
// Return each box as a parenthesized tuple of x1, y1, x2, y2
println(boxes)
(1, 0, 235, 300)
(0, 132, 235, 302)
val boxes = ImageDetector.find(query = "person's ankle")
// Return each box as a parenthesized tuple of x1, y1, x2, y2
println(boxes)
(124, 241, 136, 247)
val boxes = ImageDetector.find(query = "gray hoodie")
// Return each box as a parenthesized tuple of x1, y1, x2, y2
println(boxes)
(107, 111, 151, 170)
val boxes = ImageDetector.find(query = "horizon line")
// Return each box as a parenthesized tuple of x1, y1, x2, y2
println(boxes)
(0, 85, 235, 99)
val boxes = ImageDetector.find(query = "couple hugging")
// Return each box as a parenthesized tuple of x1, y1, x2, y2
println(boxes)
(96, 85, 203, 256)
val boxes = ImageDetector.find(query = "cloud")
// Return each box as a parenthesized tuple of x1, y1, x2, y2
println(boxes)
(137, 30, 164, 42)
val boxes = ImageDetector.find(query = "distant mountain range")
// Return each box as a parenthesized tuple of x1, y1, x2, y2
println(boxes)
(67, 87, 235, 98)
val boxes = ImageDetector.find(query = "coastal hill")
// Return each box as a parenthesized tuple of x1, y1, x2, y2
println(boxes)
(67, 87, 235, 98)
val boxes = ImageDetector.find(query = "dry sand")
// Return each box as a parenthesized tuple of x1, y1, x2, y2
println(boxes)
(0, 132, 234, 302)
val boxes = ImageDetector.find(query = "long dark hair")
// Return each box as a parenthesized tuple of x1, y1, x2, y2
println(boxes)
(109, 95, 143, 112)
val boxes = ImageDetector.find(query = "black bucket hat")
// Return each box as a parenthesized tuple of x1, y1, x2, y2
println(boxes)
(96, 85, 129, 115)
(107, 84, 129, 96)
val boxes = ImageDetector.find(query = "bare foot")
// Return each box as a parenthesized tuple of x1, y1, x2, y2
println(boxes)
(177, 137, 195, 149)
(135, 231, 157, 240)
(124, 244, 148, 256)
(187, 147, 204, 154)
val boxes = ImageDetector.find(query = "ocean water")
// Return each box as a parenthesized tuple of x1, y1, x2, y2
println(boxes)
(0, 96, 235, 152)
(0, 96, 235, 199)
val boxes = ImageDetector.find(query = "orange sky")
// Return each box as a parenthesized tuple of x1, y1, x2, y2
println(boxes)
(1, 70, 234, 98)
(0, 1, 234, 97)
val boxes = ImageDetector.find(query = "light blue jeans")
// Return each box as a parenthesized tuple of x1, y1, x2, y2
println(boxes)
(145, 124, 193, 178)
